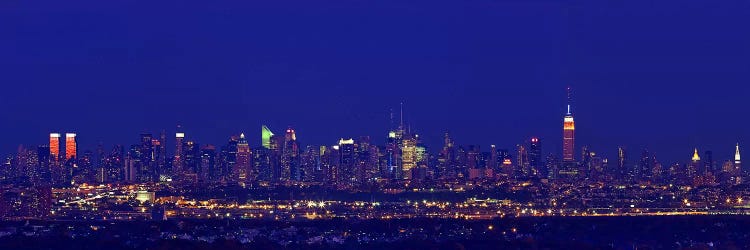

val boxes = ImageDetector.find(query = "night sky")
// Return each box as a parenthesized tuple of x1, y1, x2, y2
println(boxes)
(1, 0, 749, 164)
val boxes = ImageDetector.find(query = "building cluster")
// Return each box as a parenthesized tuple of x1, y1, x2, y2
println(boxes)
(0, 88, 748, 220)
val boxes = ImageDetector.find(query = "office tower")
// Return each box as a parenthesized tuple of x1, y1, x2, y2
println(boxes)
(101, 145, 123, 183)
(152, 138, 166, 181)
(415, 140, 427, 179)
(262, 125, 274, 149)
(735, 143, 741, 173)
(158, 131, 167, 178)
(174, 131, 185, 175)
(124, 149, 137, 182)
(529, 138, 542, 177)
(488, 145, 498, 171)
(36, 145, 51, 186)
(216, 136, 236, 182)
(617, 146, 628, 181)
(73, 150, 94, 184)
(200, 145, 216, 182)
(401, 135, 418, 179)
(689, 148, 701, 178)
(281, 127, 300, 182)
(563, 87, 575, 162)
(269, 131, 283, 182)
(703, 150, 713, 174)
(253, 147, 273, 182)
(437, 132, 455, 179)
(236, 133, 251, 183)
(138, 133, 155, 182)
(639, 149, 653, 181)
(338, 138, 356, 186)
(15, 146, 39, 185)
(517, 144, 529, 177)
(320, 146, 336, 186)
(65, 133, 77, 160)
(49, 133, 60, 161)
(183, 141, 199, 175)
(545, 154, 560, 180)
(301, 145, 322, 183)
(355, 136, 378, 185)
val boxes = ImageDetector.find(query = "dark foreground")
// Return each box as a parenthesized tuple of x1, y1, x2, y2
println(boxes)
(0, 216, 747, 249)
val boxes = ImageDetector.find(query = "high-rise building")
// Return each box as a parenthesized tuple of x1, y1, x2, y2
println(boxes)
(174, 131, 185, 174)
(401, 135, 418, 179)
(236, 133, 251, 183)
(65, 133, 77, 160)
(735, 143, 741, 173)
(338, 138, 356, 186)
(36, 145, 51, 186)
(517, 144, 530, 177)
(639, 149, 654, 181)
(301, 145, 322, 183)
(49, 133, 61, 161)
(437, 132, 455, 179)
(703, 150, 714, 174)
(559, 87, 578, 179)
(183, 141, 199, 175)
(528, 138, 542, 177)
(618, 146, 628, 181)
(199, 145, 216, 182)
(262, 125, 274, 149)
(563, 87, 575, 162)
(253, 147, 273, 182)
(281, 127, 300, 181)
(689, 148, 701, 177)
(138, 133, 155, 182)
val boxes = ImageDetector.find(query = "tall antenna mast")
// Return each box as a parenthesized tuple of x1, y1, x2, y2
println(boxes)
(566, 86, 572, 115)
(399, 102, 404, 129)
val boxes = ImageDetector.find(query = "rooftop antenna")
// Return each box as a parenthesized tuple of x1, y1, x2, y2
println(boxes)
(400, 102, 404, 129)
(566, 86, 572, 115)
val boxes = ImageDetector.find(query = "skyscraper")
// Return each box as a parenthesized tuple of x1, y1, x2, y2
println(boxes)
(262, 125, 274, 149)
(559, 87, 578, 179)
(618, 146, 628, 181)
(338, 138, 356, 186)
(517, 144, 530, 177)
(528, 137, 542, 177)
(563, 87, 575, 162)
(281, 127, 300, 181)
(703, 150, 713, 174)
(735, 143, 741, 173)
(174, 130, 185, 175)
(236, 133, 251, 183)
(49, 133, 60, 161)
(199, 145, 216, 182)
(689, 148, 701, 177)
(401, 135, 417, 179)
(65, 133, 77, 160)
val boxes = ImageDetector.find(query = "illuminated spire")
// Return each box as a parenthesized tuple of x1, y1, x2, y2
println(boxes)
(240, 133, 245, 139)
(736, 143, 741, 163)
(692, 148, 701, 161)
(566, 86, 572, 115)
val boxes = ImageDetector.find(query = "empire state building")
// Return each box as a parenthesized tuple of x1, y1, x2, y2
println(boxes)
(563, 87, 575, 162)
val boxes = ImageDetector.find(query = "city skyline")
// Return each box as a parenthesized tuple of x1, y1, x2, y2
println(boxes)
(21, 95, 746, 168)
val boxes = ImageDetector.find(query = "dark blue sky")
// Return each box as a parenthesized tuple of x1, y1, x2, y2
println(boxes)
(1, 0, 748, 164)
